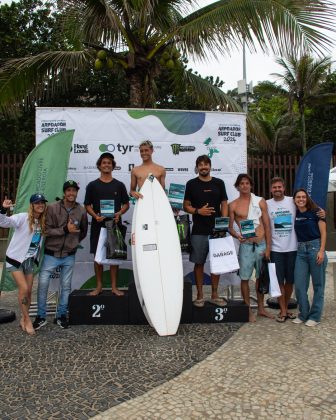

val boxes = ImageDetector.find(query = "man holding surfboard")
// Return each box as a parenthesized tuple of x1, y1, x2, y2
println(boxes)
(130, 140, 166, 197)
(183, 155, 228, 308)
(84, 152, 130, 297)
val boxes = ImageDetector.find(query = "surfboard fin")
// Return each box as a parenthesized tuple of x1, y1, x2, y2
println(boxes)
(148, 173, 155, 182)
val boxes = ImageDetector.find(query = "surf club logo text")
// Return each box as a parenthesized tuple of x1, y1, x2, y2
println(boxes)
(41, 120, 66, 135)
(218, 124, 242, 143)
(171, 144, 196, 155)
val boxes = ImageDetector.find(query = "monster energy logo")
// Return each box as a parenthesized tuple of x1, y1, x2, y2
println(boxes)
(177, 223, 185, 239)
(171, 144, 196, 155)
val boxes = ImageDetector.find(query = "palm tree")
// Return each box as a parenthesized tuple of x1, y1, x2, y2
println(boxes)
(0, 0, 335, 114)
(255, 111, 299, 153)
(273, 54, 336, 153)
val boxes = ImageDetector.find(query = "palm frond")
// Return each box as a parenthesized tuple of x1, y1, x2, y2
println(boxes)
(0, 51, 92, 114)
(169, 0, 336, 60)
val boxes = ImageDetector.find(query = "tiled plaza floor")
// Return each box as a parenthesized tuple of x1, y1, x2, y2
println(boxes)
(93, 266, 336, 419)
(1, 266, 335, 419)
(0, 275, 239, 419)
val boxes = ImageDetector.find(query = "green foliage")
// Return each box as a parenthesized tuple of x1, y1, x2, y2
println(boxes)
(306, 72, 336, 147)
(1, 1, 336, 152)
(272, 54, 336, 152)
(0, 0, 56, 59)
(0, 110, 35, 153)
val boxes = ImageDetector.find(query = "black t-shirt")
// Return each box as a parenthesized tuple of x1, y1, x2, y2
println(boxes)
(84, 178, 129, 231)
(184, 177, 228, 235)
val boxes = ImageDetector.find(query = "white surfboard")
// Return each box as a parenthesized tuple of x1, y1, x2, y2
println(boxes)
(131, 199, 151, 325)
(132, 175, 183, 336)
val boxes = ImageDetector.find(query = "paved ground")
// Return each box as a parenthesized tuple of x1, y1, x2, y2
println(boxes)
(1, 266, 335, 419)
(92, 265, 336, 419)
(0, 280, 239, 419)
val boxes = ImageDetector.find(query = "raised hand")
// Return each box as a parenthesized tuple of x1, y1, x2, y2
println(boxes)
(2, 198, 13, 209)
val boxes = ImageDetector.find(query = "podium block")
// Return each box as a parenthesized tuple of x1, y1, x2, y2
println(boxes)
(128, 279, 193, 325)
(192, 300, 249, 323)
(69, 289, 129, 325)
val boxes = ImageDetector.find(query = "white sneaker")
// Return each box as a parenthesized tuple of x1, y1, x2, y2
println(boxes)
(305, 320, 320, 327)
(292, 318, 303, 324)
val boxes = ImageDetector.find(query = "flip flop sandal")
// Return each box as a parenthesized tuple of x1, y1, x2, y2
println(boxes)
(193, 299, 205, 308)
(209, 298, 226, 307)
(286, 312, 296, 319)
(276, 315, 287, 323)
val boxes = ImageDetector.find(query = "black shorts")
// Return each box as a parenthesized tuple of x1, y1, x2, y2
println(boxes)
(270, 251, 297, 285)
(189, 235, 209, 265)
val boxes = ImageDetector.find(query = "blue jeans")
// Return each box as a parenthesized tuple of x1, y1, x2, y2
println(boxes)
(294, 239, 327, 322)
(37, 254, 76, 318)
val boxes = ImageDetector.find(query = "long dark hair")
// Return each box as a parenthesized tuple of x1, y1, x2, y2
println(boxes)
(293, 188, 318, 211)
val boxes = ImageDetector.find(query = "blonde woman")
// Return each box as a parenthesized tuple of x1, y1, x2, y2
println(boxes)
(0, 194, 47, 335)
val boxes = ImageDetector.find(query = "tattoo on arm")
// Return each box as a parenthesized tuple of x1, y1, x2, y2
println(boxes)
(21, 296, 28, 306)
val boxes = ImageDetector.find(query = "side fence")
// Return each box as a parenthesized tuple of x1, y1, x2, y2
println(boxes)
(0, 153, 335, 239)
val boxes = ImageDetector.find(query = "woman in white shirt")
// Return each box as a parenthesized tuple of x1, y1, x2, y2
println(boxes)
(0, 194, 47, 335)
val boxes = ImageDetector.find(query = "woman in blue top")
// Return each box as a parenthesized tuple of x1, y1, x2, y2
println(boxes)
(293, 189, 327, 327)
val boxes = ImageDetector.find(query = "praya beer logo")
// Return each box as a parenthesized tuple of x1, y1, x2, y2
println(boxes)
(171, 144, 195, 155)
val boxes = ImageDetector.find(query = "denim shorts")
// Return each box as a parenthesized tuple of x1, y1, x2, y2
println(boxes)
(6, 257, 35, 275)
(238, 241, 266, 280)
(190, 235, 209, 264)
(271, 251, 297, 284)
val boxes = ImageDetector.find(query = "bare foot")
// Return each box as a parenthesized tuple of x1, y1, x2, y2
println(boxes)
(249, 310, 256, 322)
(112, 289, 124, 296)
(258, 310, 275, 319)
(19, 318, 26, 331)
(25, 321, 36, 336)
(88, 288, 102, 296)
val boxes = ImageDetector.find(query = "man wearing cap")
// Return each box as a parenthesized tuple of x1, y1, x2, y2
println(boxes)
(130, 140, 166, 198)
(84, 153, 130, 296)
(33, 180, 88, 330)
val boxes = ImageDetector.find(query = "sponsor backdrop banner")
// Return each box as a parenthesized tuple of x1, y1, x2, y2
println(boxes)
(36, 108, 247, 289)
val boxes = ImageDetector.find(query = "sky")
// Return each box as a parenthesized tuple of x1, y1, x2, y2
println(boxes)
(1, 0, 335, 91)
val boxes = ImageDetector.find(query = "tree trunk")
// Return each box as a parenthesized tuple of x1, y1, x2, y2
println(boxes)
(299, 102, 306, 154)
(128, 71, 145, 108)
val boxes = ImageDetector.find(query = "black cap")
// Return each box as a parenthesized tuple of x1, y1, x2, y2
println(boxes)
(30, 193, 48, 204)
(63, 180, 80, 192)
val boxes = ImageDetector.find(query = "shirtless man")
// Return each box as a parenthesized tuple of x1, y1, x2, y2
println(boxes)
(130, 140, 166, 198)
(229, 173, 273, 322)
